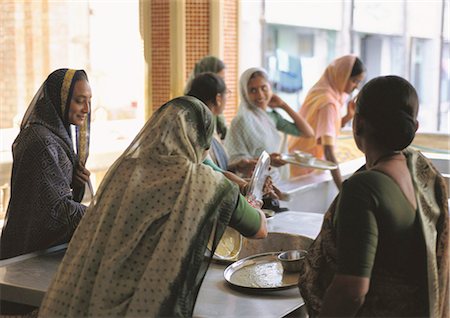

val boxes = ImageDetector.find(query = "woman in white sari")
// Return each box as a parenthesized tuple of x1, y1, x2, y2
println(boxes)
(39, 96, 267, 317)
(225, 67, 313, 179)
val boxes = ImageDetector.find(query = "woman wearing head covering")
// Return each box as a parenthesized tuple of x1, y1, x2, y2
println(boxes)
(184, 56, 228, 140)
(298, 76, 449, 317)
(288, 55, 366, 189)
(187, 72, 281, 199)
(225, 67, 314, 180)
(39, 96, 267, 317)
(0, 69, 92, 259)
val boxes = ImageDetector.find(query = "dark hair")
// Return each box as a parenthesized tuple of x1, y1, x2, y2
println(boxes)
(186, 72, 226, 107)
(350, 57, 366, 77)
(356, 75, 418, 151)
(73, 69, 88, 82)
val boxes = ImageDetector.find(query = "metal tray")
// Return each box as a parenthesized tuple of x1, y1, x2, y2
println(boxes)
(281, 153, 337, 170)
(223, 252, 300, 291)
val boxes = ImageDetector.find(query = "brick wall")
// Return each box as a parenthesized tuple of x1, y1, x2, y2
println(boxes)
(185, 1, 209, 82)
(150, 1, 171, 110)
(184, 0, 239, 124)
(0, 0, 71, 129)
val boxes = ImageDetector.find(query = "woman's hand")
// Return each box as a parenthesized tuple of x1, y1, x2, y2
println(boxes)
(72, 162, 91, 188)
(262, 176, 280, 199)
(267, 94, 285, 110)
(269, 94, 315, 138)
(342, 98, 357, 127)
(236, 158, 258, 176)
(347, 98, 356, 118)
(269, 152, 287, 167)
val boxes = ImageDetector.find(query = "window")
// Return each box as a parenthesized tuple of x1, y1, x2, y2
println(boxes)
(0, 1, 144, 219)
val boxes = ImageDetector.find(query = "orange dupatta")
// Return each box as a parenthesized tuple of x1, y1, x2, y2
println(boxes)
(288, 55, 355, 177)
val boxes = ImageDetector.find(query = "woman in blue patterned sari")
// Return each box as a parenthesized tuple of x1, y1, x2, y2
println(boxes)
(0, 68, 92, 259)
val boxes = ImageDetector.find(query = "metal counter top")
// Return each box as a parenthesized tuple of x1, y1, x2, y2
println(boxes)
(0, 211, 323, 317)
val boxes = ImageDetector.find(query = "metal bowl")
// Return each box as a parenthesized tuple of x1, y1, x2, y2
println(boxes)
(277, 249, 308, 272)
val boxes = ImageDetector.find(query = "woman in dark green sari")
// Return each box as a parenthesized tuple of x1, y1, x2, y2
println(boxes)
(39, 96, 267, 317)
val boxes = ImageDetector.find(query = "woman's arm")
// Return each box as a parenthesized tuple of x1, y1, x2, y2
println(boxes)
(268, 94, 314, 137)
(229, 194, 268, 239)
(249, 209, 268, 239)
(320, 274, 369, 317)
(341, 98, 356, 127)
(227, 158, 258, 177)
(323, 144, 342, 190)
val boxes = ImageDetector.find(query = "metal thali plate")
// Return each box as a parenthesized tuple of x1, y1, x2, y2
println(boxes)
(245, 151, 271, 203)
(208, 227, 242, 264)
(281, 153, 337, 170)
(223, 252, 299, 291)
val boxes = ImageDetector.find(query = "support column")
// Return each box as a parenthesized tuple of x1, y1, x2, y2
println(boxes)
(170, 0, 186, 99)
(209, 0, 223, 58)
(139, 0, 153, 120)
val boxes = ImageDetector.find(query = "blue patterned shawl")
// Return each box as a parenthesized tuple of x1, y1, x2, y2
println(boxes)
(0, 69, 90, 259)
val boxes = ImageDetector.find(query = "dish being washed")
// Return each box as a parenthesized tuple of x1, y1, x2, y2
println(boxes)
(208, 227, 242, 263)
(208, 152, 271, 263)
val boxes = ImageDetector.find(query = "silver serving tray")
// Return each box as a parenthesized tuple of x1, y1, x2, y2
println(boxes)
(281, 153, 337, 170)
(223, 252, 300, 291)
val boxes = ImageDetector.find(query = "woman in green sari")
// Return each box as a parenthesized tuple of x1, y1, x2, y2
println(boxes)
(39, 96, 267, 317)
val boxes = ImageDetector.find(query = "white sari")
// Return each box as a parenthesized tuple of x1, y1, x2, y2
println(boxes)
(224, 68, 283, 178)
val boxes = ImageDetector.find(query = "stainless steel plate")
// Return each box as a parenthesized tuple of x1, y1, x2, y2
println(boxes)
(223, 252, 300, 291)
(281, 153, 337, 170)
(246, 151, 271, 202)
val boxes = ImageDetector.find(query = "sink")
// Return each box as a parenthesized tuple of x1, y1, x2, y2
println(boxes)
(238, 232, 313, 259)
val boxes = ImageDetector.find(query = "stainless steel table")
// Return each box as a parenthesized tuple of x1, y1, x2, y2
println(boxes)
(0, 211, 323, 317)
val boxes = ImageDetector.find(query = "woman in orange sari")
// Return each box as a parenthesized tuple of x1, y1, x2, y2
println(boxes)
(288, 55, 365, 189)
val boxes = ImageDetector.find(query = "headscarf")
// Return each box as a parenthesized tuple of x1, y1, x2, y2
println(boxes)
(20, 68, 92, 199)
(184, 56, 225, 94)
(21, 68, 91, 167)
(0, 69, 90, 259)
(288, 55, 356, 161)
(225, 67, 282, 164)
(39, 96, 240, 317)
(184, 56, 228, 140)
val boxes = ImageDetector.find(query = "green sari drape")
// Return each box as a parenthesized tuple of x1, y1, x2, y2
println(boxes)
(39, 96, 240, 317)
